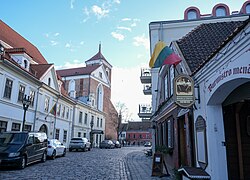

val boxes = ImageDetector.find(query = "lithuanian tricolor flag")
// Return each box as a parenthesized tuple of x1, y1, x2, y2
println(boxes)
(149, 41, 182, 68)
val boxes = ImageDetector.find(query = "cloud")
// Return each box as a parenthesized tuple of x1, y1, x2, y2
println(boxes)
(117, 26, 131, 32)
(50, 40, 58, 46)
(122, 18, 131, 21)
(70, 0, 75, 9)
(131, 22, 136, 27)
(111, 65, 151, 121)
(113, 0, 121, 4)
(54, 33, 60, 37)
(65, 43, 71, 48)
(92, 5, 109, 19)
(133, 34, 149, 50)
(80, 41, 84, 45)
(111, 32, 124, 41)
(55, 61, 85, 70)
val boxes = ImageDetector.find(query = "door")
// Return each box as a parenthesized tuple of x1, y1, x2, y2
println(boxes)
(223, 101, 250, 180)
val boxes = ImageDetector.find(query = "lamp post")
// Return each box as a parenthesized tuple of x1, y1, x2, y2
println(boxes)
(90, 118, 94, 148)
(22, 95, 31, 131)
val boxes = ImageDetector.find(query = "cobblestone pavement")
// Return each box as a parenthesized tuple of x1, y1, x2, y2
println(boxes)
(0, 146, 174, 180)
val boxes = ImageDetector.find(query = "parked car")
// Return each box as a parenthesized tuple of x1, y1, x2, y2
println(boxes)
(144, 148, 152, 156)
(47, 139, 66, 159)
(144, 142, 152, 147)
(69, 137, 91, 152)
(99, 140, 115, 149)
(112, 140, 121, 148)
(0, 131, 47, 169)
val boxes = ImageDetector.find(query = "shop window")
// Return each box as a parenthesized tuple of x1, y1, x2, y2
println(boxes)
(11, 123, 21, 131)
(55, 129, 60, 140)
(63, 130, 67, 143)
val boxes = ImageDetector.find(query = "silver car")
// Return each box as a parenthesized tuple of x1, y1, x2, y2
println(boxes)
(47, 139, 66, 159)
(69, 138, 91, 152)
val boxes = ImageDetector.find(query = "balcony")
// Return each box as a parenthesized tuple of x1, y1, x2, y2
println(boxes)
(140, 68, 151, 84)
(138, 104, 152, 118)
(143, 84, 152, 95)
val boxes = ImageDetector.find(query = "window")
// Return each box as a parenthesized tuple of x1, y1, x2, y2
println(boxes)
(99, 72, 102, 78)
(100, 119, 103, 127)
(170, 65, 175, 96)
(24, 125, 32, 132)
(18, 85, 25, 102)
(83, 133, 86, 138)
(79, 111, 83, 123)
(0, 121, 7, 133)
(84, 113, 88, 124)
(167, 119, 174, 148)
(78, 132, 81, 137)
(4, 78, 13, 99)
(11, 123, 21, 131)
(66, 107, 69, 119)
(246, 4, 250, 13)
(97, 117, 99, 127)
(164, 74, 169, 99)
(29, 90, 35, 107)
(62, 106, 65, 118)
(57, 104, 61, 116)
(187, 10, 198, 20)
(215, 7, 226, 17)
(55, 129, 60, 140)
(63, 130, 67, 143)
(128, 134, 131, 139)
(48, 78, 51, 86)
(44, 97, 49, 112)
(133, 134, 136, 139)
(139, 134, 142, 139)
(24, 60, 28, 68)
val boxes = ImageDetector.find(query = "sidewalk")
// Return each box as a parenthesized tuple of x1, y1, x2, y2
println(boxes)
(125, 147, 175, 180)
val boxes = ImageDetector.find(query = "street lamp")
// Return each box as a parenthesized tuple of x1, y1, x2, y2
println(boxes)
(22, 95, 31, 131)
(90, 118, 94, 148)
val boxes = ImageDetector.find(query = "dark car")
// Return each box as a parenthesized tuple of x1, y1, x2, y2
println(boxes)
(0, 131, 47, 169)
(99, 140, 115, 149)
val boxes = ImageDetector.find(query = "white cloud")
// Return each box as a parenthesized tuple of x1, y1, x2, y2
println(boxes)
(54, 32, 60, 37)
(70, 0, 75, 9)
(131, 22, 136, 27)
(113, 0, 121, 4)
(65, 43, 71, 48)
(122, 18, 131, 21)
(92, 5, 109, 19)
(111, 32, 124, 41)
(55, 61, 85, 70)
(111, 65, 151, 121)
(50, 40, 58, 46)
(83, 7, 90, 16)
(117, 26, 131, 32)
(133, 34, 149, 50)
(80, 41, 84, 45)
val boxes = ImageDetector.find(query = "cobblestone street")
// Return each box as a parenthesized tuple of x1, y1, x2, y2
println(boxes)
(0, 146, 174, 180)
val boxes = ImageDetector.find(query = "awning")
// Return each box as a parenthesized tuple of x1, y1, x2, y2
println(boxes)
(91, 130, 104, 134)
(177, 108, 190, 117)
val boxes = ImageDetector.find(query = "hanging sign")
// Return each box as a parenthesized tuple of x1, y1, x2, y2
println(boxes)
(174, 74, 195, 108)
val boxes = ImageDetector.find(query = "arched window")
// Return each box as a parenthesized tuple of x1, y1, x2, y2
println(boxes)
(24, 60, 28, 69)
(246, 4, 250, 13)
(96, 84, 103, 111)
(48, 78, 51, 86)
(184, 7, 200, 20)
(215, 7, 226, 17)
(187, 10, 198, 20)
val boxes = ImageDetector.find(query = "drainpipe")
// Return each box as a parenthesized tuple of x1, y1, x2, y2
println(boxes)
(33, 84, 42, 131)
(71, 105, 76, 138)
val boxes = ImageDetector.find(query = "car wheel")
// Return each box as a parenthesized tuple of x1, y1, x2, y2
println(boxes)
(62, 149, 66, 157)
(19, 155, 26, 169)
(52, 150, 56, 160)
(83, 146, 87, 152)
(41, 152, 47, 162)
(69, 148, 72, 152)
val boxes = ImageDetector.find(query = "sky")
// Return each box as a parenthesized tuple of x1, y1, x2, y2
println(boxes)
(1, 0, 247, 121)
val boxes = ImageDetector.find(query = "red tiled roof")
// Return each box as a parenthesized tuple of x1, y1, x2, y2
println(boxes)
(30, 64, 53, 79)
(56, 64, 100, 77)
(177, 19, 248, 75)
(0, 20, 47, 64)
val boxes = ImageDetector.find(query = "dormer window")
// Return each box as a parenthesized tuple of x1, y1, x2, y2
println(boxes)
(246, 4, 250, 13)
(215, 7, 226, 17)
(212, 4, 229, 17)
(24, 59, 28, 69)
(184, 7, 200, 20)
(48, 78, 51, 86)
(187, 10, 198, 20)
(99, 72, 102, 79)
